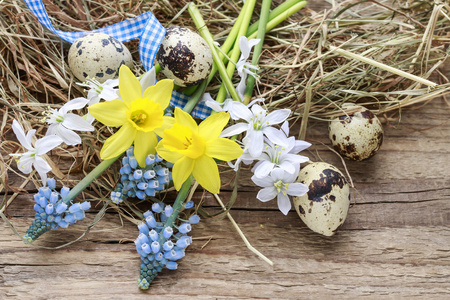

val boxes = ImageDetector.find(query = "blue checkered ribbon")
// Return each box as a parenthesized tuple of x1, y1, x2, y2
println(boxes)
(24, 0, 212, 119)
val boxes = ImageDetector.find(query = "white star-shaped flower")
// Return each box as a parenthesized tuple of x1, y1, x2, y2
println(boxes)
(11, 120, 63, 185)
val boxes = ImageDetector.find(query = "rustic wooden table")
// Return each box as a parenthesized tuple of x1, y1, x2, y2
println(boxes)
(1, 1, 450, 299)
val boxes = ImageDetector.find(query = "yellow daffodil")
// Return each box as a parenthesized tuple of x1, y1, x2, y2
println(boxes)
(156, 107, 243, 194)
(89, 65, 174, 167)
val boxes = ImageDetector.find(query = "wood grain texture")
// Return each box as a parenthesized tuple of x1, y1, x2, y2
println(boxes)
(1, 1, 450, 299)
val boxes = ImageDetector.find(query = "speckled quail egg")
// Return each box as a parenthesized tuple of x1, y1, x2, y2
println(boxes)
(68, 32, 133, 83)
(156, 26, 213, 87)
(293, 162, 350, 236)
(328, 104, 383, 161)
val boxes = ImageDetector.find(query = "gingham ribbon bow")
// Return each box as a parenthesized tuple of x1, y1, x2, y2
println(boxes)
(24, 0, 212, 119)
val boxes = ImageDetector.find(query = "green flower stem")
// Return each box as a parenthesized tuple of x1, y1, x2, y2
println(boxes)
(215, 0, 257, 104)
(61, 156, 120, 205)
(243, 0, 272, 105)
(188, 3, 241, 102)
(247, 0, 308, 40)
(182, 79, 208, 113)
(246, 0, 305, 36)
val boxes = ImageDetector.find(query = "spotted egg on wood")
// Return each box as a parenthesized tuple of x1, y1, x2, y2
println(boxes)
(156, 26, 213, 87)
(328, 104, 383, 161)
(68, 33, 133, 83)
(293, 162, 350, 236)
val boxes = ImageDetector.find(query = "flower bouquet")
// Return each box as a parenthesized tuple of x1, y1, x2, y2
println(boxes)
(2, 0, 450, 292)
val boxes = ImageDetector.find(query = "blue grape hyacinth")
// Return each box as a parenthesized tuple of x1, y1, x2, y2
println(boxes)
(136, 201, 200, 289)
(111, 146, 173, 204)
(23, 178, 91, 243)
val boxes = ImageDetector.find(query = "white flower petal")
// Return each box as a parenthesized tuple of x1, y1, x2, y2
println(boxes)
(34, 156, 52, 185)
(229, 102, 253, 121)
(98, 86, 119, 101)
(12, 120, 34, 150)
(220, 123, 248, 137)
(279, 161, 296, 174)
(55, 125, 81, 146)
(281, 121, 290, 136)
(257, 187, 277, 202)
(291, 140, 312, 154)
(61, 97, 89, 114)
(247, 129, 264, 158)
(277, 193, 291, 215)
(46, 123, 58, 136)
(253, 160, 275, 178)
(35, 135, 63, 154)
(62, 113, 95, 131)
(286, 182, 309, 197)
(263, 126, 289, 147)
(266, 108, 291, 125)
(18, 153, 34, 174)
(251, 174, 274, 187)
(139, 68, 156, 91)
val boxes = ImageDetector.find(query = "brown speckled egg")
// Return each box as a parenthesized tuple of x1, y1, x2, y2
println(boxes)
(328, 104, 383, 161)
(156, 26, 213, 87)
(68, 33, 133, 83)
(293, 162, 350, 236)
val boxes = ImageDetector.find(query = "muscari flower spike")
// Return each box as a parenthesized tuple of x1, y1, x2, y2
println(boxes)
(111, 145, 173, 204)
(23, 178, 91, 243)
(136, 201, 199, 289)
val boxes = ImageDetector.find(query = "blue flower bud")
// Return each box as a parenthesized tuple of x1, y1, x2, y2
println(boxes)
(47, 215, 55, 222)
(145, 154, 155, 165)
(166, 261, 178, 270)
(143, 210, 153, 218)
(144, 170, 156, 180)
(148, 180, 159, 189)
(164, 249, 177, 260)
(64, 213, 75, 224)
(137, 182, 148, 190)
(34, 194, 40, 203)
(45, 204, 54, 215)
(73, 210, 85, 221)
(122, 164, 132, 174)
(122, 156, 129, 166)
(155, 252, 164, 261)
(136, 190, 146, 200)
(160, 213, 168, 222)
(163, 241, 174, 251)
(163, 227, 173, 239)
(138, 222, 149, 235)
(129, 156, 138, 169)
(155, 154, 163, 163)
(164, 205, 173, 217)
(145, 188, 155, 197)
(189, 214, 201, 224)
(184, 200, 194, 209)
(55, 203, 68, 214)
(80, 201, 91, 211)
(157, 175, 170, 186)
(155, 167, 169, 177)
(58, 220, 69, 228)
(149, 229, 158, 242)
(126, 147, 134, 157)
(141, 243, 151, 255)
(151, 241, 160, 253)
(54, 215, 61, 223)
(47, 178, 56, 190)
(152, 202, 163, 213)
(135, 233, 149, 247)
(33, 204, 43, 213)
(37, 197, 47, 208)
(69, 203, 82, 213)
(49, 192, 59, 204)
(60, 186, 70, 198)
(178, 223, 192, 234)
(145, 215, 157, 228)
(133, 170, 143, 180)
(176, 236, 192, 248)
(39, 187, 51, 199)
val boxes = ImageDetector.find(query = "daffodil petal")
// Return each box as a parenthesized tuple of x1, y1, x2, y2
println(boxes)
(174, 107, 198, 132)
(205, 138, 243, 161)
(192, 155, 220, 194)
(142, 79, 173, 109)
(156, 141, 184, 163)
(198, 112, 229, 139)
(134, 131, 158, 167)
(100, 123, 136, 159)
(89, 99, 128, 127)
(119, 65, 142, 105)
(172, 156, 194, 190)
(154, 116, 175, 137)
